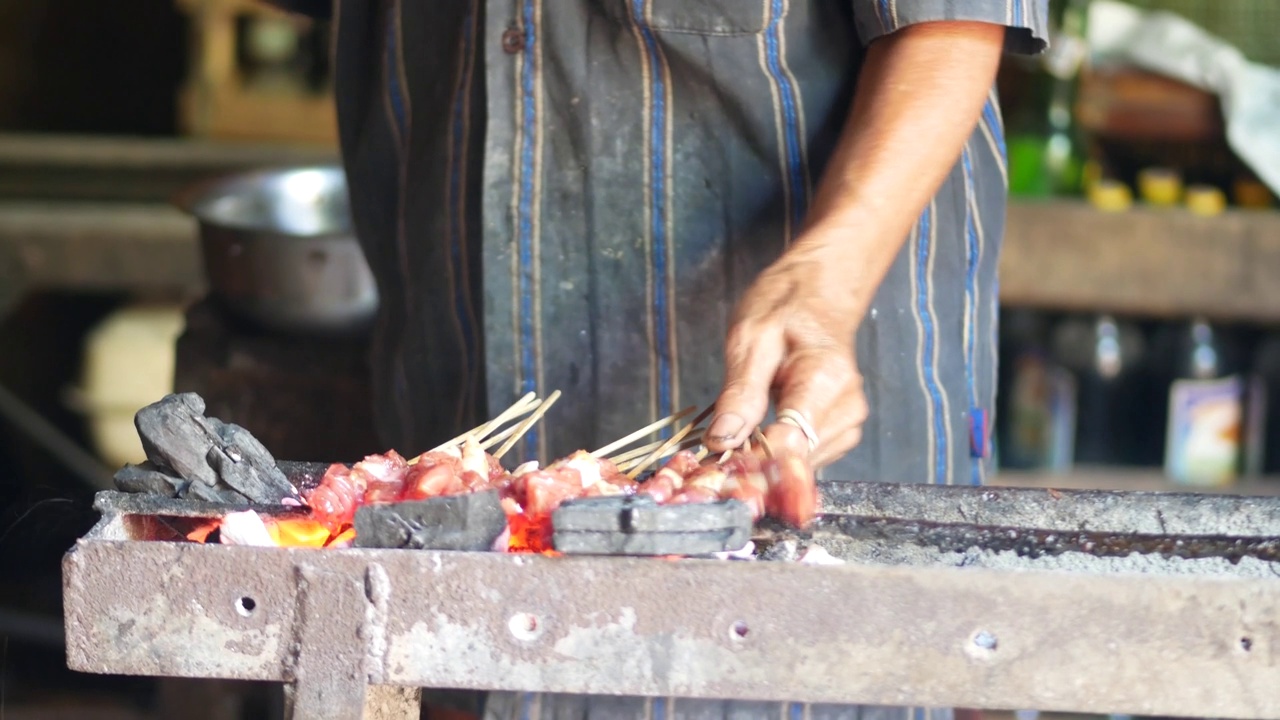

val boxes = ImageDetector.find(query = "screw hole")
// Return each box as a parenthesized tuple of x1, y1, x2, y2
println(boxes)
(731, 621, 749, 639)
(508, 613, 542, 641)
(972, 631, 998, 651)
(1241, 637, 1253, 652)
(235, 597, 256, 617)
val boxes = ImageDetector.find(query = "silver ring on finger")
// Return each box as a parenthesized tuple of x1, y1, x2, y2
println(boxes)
(776, 409, 819, 452)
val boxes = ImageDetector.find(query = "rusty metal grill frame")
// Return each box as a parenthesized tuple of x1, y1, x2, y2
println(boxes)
(64, 504, 1280, 720)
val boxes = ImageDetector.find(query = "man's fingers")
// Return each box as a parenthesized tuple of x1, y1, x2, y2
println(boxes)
(770, 350, 867, 463)
(808, 425, 863, 468)
(762, 421, 811, 462)
(705, 322, 785, 451)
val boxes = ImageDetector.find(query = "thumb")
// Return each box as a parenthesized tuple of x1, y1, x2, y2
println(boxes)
(705, 322, 785, 452)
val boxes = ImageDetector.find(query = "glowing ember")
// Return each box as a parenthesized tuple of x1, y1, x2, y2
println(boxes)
(268, 518, 333, 548)
(186, 520, 218, 543)
(504, 510, 554, 554)
(327, 527, 357, 548)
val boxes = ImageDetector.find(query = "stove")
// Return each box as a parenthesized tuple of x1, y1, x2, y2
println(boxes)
(63, 480, 1280, 720)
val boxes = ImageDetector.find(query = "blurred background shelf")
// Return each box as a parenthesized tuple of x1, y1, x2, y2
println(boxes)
(3, 132, 1278, 324)
(0, 133, 336, 202)
(1002, 199, 1280, 323)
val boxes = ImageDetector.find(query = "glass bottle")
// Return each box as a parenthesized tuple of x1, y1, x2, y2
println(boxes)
(1152, 319, 1245, 486)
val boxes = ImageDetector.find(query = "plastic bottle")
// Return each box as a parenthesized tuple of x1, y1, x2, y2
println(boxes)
(1152, 319, 1245, 487)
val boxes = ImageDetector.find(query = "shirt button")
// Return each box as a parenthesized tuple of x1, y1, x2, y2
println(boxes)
(502, 29, 525, 54)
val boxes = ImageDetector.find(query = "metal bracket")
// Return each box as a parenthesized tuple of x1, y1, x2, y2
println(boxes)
(282, 562, 421, 720)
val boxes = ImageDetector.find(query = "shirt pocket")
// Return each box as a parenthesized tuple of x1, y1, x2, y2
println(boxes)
(597, 0, 769, 36)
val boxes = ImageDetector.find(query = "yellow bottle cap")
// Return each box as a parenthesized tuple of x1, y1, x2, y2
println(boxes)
(1185, 185, 1227, 217)
(1233, 179, 1274, 209)
(1089, 179, 1133, 212)
(1138, 167, 1183, 206)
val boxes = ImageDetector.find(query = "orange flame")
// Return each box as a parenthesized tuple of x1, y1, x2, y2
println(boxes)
(186, 520, 219, 543)
(268, 518, 333, 548)
(328, 527, 357, 548)
(505, 511, 557, 554)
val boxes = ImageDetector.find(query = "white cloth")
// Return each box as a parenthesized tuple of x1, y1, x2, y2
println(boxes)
(1087, 0, 1280, 196)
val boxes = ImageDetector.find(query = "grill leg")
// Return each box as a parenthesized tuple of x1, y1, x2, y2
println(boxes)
(283, 683, 421, 720)
(284, 563, 404, 719)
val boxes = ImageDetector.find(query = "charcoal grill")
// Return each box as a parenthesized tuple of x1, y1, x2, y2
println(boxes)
(63, 481, 1280, 720)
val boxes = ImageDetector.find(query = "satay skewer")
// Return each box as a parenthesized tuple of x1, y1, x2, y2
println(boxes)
(752, 428, 774, 459)
(433, 391, 539, 451)
(404, 392, 541, 466)
(477, 398, 556, 451)
(625, 405, 716, 479)
(494, 390, 562, 459)
(590, 405, 696, 458)
(611, 435, 705, 471)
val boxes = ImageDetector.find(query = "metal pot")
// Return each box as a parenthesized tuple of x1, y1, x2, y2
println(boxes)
(176, 166, 378, 337)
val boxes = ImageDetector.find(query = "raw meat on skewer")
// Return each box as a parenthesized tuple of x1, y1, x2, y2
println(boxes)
(634, 429, 814, 528)
(302, 393, 557, 532)
(307, 450, 411, 531)
(499, 409, 709, 552)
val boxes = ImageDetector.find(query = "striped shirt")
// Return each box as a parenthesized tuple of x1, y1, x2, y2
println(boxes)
(277, 0, 1048, 717)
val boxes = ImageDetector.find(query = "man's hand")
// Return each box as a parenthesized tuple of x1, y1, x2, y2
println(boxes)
(702, 20, 1006, 527)
(705, 238, 866, 528)
(705, 240, 868, 468)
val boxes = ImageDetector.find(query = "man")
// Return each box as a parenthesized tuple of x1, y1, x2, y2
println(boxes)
(272, 0, 1047, 717)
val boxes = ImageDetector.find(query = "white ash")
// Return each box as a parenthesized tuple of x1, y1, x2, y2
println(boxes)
(712, 541, 756, 561)
(799, 534, 1280, 579)
(219, 510, 276, 547)
(798, 545, 844, 565)
(491, 526, 512, 552)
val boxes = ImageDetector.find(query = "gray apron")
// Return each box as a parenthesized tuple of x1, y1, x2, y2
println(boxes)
(282, 0, 1049, 716)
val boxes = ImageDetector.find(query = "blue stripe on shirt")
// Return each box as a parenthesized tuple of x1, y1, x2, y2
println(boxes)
(983, 99, 1006, 157)
(915, 205, 947, 485)
(517, 0, 540, 457)
(961, 148, 981, 486)
(876, 0, 893, 32)
(764, 0, 808, 228)
(632, 0, 674, 428)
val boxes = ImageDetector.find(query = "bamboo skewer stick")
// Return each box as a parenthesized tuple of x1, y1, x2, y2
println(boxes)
(494, 390, 562, 459)
(613, 435, 705, 472)
(430, 391, 538, 452)
(477, 407, 545, 451)
(605, 438, 668, 466)
(405, 392, 541, 465)
(625, 405, 716, 479)
(474, 391, 541, 441)
(590, 405, 696, 458)
(435, 389, 535, 450)
(752, 429, 774, 460)
(607, 433, 702, 466)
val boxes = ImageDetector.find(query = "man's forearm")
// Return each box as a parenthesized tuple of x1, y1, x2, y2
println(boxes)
(791, 21, 1006, 328)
